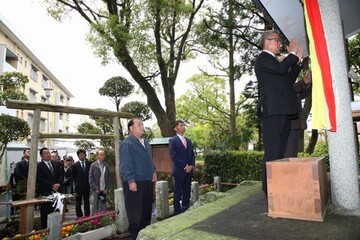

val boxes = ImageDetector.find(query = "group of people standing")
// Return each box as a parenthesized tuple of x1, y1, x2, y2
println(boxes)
(255, 30, 312, 194)
(8, 29, 314, 239)
(11, 148, 112, 229)
(119, 118, 196, 239)
(10, 117, 196, 239)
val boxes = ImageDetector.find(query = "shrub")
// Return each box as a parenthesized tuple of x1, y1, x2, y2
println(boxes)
(203, 151, 263, 184)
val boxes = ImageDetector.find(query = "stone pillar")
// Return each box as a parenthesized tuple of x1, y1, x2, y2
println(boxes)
(156, 181, 169, 219)
(47, 212, 62, 240)
(318, 0, 360, 215)
(190, 181, 199, 205)
(114, 188, 129, 233)
(214, 176, 221, 192)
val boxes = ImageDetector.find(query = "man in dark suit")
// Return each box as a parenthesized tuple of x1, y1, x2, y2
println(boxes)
(36, 147, 64, 229)
(72, 149, 92, 217)
(169, 120, 196, 215)
(284, 71, 312, 158)
(255, 30, 303, 194)
(13, 149, 30, 200)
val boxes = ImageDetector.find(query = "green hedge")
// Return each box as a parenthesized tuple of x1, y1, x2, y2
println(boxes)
(203, 151, 263, 184)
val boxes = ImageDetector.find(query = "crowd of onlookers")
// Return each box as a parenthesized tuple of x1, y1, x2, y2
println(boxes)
(10, 148, 112, 229)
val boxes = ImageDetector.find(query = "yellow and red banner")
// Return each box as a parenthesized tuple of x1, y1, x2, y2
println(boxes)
(304, 0, 337, 131)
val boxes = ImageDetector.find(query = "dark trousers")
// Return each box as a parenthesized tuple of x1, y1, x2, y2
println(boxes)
(124, 181, 153, 239)
(173, 173, 192, 215)
(75, 190, 90, 217)
(40, 202, 55, 229)
(261, 115, 291, 193)
(284, 128, 300, 158)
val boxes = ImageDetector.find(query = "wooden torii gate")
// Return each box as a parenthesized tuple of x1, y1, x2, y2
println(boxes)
(6, 99, 133, 233)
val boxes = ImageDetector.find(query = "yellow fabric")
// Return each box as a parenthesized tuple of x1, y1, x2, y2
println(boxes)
(304, 1, 329, 129)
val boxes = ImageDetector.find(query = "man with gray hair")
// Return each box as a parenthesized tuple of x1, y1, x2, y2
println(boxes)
(255, 30, 304, 194)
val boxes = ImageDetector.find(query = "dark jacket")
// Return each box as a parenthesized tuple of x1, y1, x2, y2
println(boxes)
(89, 160, 112, 192)
(119, 134, 155, 183)
(36, 160, 64, 196)
(72, 160, 92, 193)
(292, 79, 312, 129)
(255, 51, 302, 118)
(169, 135, 195, 177)
(14, 158, 29, 183)
(63, 167, 72, 187)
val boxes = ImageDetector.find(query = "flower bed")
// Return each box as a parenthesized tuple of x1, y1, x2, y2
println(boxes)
(62, 210, 115, 239)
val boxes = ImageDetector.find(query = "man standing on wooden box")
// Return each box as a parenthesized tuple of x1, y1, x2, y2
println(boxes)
(169, 120, 195, 215)
(255, 30, 303, 194)
(36, 147, 64, 229)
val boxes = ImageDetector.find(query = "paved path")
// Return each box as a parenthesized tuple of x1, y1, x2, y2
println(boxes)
(139, 181, 360, 240)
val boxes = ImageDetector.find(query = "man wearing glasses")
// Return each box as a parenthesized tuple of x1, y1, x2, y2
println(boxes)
(255, 30, 304, 194)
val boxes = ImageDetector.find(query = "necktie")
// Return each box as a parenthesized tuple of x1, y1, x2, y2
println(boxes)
(81, 161, 86, 172)
(182, 137, 187, 149)
(47, 162, 54, 174)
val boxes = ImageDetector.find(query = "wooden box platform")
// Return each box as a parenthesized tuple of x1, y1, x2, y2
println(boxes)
(266, 157, 329, 222)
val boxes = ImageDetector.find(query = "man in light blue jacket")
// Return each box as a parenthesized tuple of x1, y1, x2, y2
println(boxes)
(120, 117, 157, 239)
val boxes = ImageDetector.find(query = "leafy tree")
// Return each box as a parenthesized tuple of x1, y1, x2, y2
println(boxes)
(176, 73, 255, 150)
(121, 101, 152, 121)
(194, 0, 261, 135)
(0, 72, 31, 162)
(99, 76, 134, 111)
(348, 34, 360, 95)
(0, 115, 30, 161)
(74, 122, 102, 152)
(0, 72, 28, 105)
(99, 76, 135, 140)
(44, 0, 205, 137)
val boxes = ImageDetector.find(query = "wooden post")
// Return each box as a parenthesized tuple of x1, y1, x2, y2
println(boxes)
(113, 116, 123, 188)
(26, 108, 41, 233)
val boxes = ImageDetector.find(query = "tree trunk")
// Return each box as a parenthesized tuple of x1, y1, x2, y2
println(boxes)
(306, 129, 318, 154)
(228, 0, 236, 137)
(299, 88, 312, 152)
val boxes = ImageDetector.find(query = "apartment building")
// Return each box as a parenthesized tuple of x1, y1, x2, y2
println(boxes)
(0, 14, 74, 148)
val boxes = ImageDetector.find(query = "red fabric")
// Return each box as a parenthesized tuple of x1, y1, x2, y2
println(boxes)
(305, 0, 337, 131)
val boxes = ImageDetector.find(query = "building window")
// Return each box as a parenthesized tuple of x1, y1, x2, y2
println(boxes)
(39, 140, 45, 148)
(42, 76, 49, 88)
(28, 114, 33, 127)
(60, 94, 65, 104)
(59, 113, 63, 120)
(40, 118, 46, 132)
(25, 60, 27, 68)
(30, 65, 39, 82)
(29, 89, 37, 102)
(66, 127, 69, 133)
(41, 96, 47, 103)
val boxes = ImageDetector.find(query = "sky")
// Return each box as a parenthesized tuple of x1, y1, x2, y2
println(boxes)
(0, 0, 209, 128)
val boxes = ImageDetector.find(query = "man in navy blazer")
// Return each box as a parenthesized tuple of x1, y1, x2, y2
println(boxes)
(255, 30, 303, 194)
(169, 120, 195, 215)
(72, 149, 92, 217)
